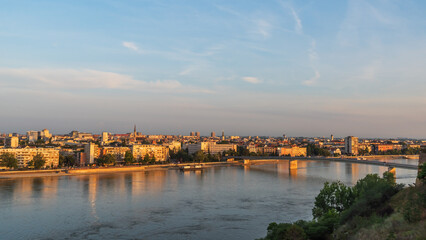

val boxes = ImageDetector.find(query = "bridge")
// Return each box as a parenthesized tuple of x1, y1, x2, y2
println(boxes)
(224, 156, 418, 170)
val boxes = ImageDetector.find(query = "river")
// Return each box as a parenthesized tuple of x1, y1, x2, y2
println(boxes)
(0, 159, 418, 240)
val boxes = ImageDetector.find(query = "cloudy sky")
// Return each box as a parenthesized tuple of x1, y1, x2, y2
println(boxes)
(1, 0, 425, 138)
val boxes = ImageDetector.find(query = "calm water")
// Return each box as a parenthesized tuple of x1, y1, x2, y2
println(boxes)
(0, 160, 418, 240)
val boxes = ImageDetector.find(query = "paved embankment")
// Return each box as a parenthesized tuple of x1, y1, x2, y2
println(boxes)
(0, 162, 237, 179)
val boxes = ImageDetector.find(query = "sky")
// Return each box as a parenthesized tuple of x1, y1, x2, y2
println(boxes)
(0, 0, 426, 138)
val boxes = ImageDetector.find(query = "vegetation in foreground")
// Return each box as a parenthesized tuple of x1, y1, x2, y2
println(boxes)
(258, 163, 426, 240)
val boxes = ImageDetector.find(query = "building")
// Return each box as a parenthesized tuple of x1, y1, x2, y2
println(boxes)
(195, 132, 200, 138)
(187, 142, 237, 155)
(277, 146, 307, 157)
(102, 147, 130, 163)
(372, 144, 403, 154)
(27, 131, 39, 143)
(4, 136, 19, 148)
(84, 143, 100, 165)
(75, 152, 86, 166)
(39, 129, 52, 140)
(101, 132, 108, 145)
(211, 132, 216, 138)
(0, 148, 59, 168)
(345, 136, 359, 155)
(132, 145, 169, 161)
(190, 132, 195, 137)
(164, 141, 181, 152)
(246, 145, 277, 155)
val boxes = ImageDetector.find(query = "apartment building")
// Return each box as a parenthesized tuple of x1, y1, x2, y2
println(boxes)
(277, 146, 307, 157)
(132, 145, 169, 161)
(84, 143, 100, 164)
(0, 148, 59, 168)
(345, 136, 359, 155)
(102, 147, 130, 162)
(187, 142, 237, 155)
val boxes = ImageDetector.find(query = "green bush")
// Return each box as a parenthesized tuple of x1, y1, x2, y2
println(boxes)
(260, 173, 404, 240)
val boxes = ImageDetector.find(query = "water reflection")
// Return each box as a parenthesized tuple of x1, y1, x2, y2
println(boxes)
(0, 161, 418, 240)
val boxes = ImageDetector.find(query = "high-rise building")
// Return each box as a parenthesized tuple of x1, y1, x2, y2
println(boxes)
(84, 143, 100, 164)
(345, 136, 359, 155)
(195, 132, 200, 138)
(211, 132, 216, 138)
(27, 131, 39, 143)
(190, 132, 195, 137)
(331, 134, 334, 141)
(40, 129, 51, 139)
(221, 130, 225, 140)
(101, 132, 108, 144)
(4, 136, 19, 148)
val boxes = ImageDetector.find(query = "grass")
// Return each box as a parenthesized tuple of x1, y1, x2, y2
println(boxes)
(334, 186, 426, 240)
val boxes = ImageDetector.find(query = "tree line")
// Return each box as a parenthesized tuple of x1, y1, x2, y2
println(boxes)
(0, 153, 46, 170)
(258, 170, 412, 240)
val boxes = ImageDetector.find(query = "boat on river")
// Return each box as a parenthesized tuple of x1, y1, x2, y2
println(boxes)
(179, 165, 204, 171)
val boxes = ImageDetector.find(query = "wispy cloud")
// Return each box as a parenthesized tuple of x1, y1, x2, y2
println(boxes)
(308, 40, 318, 61)
(0, 68, 213, 93)
(254, 19, 272, 38)
(290, 7, 303, 34)
(337, 0, 395, 47)
(302, 70, 320, 86)
(122, 41, 142, 53)
(242, 76, 262, 84)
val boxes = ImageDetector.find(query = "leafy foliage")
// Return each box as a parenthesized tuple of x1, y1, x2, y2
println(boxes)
(170, 149, 193, 162)
(193, 151, 206, 162)
(260, 172, 404, 240)
(28, 153, 46, 169)
(59, 154, 76, 167)
(312, 181, 355, 219)
(0, 153, 18, 169)
(306, 144, 331, 157)
(124, 151, 135, 165)
(96, 154, 116, 166)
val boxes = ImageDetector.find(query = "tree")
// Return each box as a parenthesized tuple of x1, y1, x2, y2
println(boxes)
(358, 147, 370, 156)
(150, 155, 156, 164)
(143, 154, 151, 164)
(0, 153, 18, 169)
(312, 181, 355, 219)
(96, 154, 115, 166)
(418, 163, 426, 184)
(29, 153, 46, 169)
(307, 144, 332, 157)
(59, 154, 76, 167)
(124, 151, 135, 165)
(174, 149, 192, 162)
(193, 151, 206, 162)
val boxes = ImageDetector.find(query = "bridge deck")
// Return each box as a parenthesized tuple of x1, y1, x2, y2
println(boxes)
(227, 156, 418, 170)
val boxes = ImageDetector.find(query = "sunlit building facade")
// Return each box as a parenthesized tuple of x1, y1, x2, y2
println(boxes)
(0, 148, 59, 168)
(132, 145, 169, 161)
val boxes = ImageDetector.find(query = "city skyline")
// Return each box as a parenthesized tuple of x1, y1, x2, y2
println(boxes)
(1, 0, 426, 138)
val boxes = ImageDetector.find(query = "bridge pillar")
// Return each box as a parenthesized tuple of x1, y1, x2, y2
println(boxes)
(387, 167, 396, 182)
(289, 160, 298, 170)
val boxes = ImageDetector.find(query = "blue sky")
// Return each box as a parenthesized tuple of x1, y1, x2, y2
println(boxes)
(1, 0, 425, 138)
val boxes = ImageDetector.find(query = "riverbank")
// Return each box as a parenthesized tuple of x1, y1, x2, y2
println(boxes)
(348, 155, 419, 160)
(0, 162, 238, 179)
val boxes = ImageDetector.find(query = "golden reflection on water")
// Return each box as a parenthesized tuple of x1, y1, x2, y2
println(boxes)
(0, 161, 413, 208)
